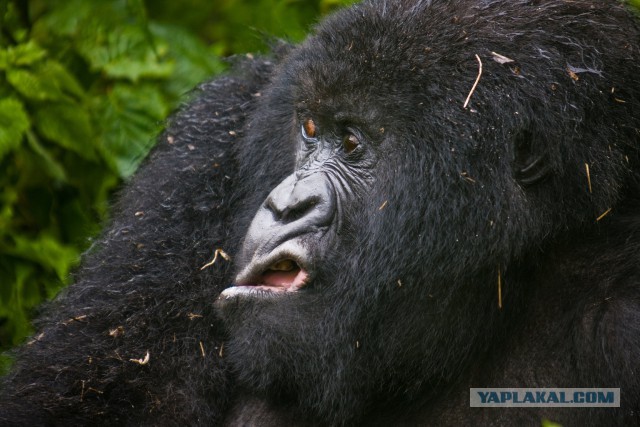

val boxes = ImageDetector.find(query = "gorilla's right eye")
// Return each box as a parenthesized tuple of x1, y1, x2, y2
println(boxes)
(302, 118, 317, 140)
(342, 133, 360, 154)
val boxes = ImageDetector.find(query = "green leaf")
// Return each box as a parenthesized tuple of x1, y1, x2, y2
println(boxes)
(77, 25, 173, 82)
(40, 61, 86, 99)
(32, 0, 94, 38)
(11, 41, 47, 66)
(0, 98, 30, 160)
(0, 354, 15, 377)
(0, 41, 47, 70)
(150, 23, 225, 98)
(320, 0, 357, 13)
(0, 186, 18, 230)
(7, 61, 85, 101)
(103, 50, 174, 82)
(7, 68, 65, 101)
(0, 258, 36, 350)
(33, 103, 97, 161)
(95, 83, 168, 177)
(24, 130, 68, 182)
(2, 235, 79, 284)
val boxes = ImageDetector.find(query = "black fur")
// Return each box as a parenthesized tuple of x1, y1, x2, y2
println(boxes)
(2, 0, 640, 426)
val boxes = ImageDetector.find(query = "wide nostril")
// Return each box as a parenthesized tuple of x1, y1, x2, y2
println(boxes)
(266, 194, 321, 223)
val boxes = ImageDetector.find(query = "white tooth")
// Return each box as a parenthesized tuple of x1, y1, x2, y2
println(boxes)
(270, 260, 295, 271)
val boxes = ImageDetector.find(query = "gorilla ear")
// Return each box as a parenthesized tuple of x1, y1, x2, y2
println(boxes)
(513, 129, 552, 186)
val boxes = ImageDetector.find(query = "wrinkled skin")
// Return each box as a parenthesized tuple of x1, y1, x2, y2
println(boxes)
(2, 1, 640, 426)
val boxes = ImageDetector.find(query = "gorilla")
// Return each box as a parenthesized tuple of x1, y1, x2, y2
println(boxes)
(1, 0, 640, 425)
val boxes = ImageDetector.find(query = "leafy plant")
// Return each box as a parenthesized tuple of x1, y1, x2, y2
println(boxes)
(0, 0, 355, 374)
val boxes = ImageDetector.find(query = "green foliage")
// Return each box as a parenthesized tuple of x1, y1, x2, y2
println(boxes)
(147, 0, 355, 54)
(0, 0, 355, 375)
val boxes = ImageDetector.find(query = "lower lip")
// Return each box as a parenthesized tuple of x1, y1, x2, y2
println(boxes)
(219, 285, 292, 298)
(220, 269, 309, 299)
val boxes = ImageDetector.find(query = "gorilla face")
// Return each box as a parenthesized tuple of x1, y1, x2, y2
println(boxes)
(224, 114, 377, 298)
(215, 0, 636, 421)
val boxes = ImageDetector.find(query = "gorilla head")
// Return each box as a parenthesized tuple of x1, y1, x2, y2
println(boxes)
(215, 0, 639, 422)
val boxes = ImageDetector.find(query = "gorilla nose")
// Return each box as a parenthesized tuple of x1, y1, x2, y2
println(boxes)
(239, 172, 335, 269)
(265, 173, 333, 226)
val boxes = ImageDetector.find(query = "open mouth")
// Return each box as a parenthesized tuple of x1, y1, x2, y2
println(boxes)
(220, 257, 310, 299)
(259, 259, 308, 290)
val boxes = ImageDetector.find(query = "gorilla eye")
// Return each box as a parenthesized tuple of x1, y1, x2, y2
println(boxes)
(302, 118, 317, 139)
(343, 133, 360, 154)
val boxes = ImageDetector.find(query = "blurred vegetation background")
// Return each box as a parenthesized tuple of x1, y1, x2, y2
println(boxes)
(0, 0, 639, 375)
(0, 0, 355, 374)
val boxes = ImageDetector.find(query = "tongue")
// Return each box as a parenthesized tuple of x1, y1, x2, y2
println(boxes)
(261, 268, 308, 291)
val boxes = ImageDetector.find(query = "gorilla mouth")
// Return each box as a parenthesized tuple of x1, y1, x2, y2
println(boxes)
(260, 259, 308, 290)
(220, 254, 310, 299)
